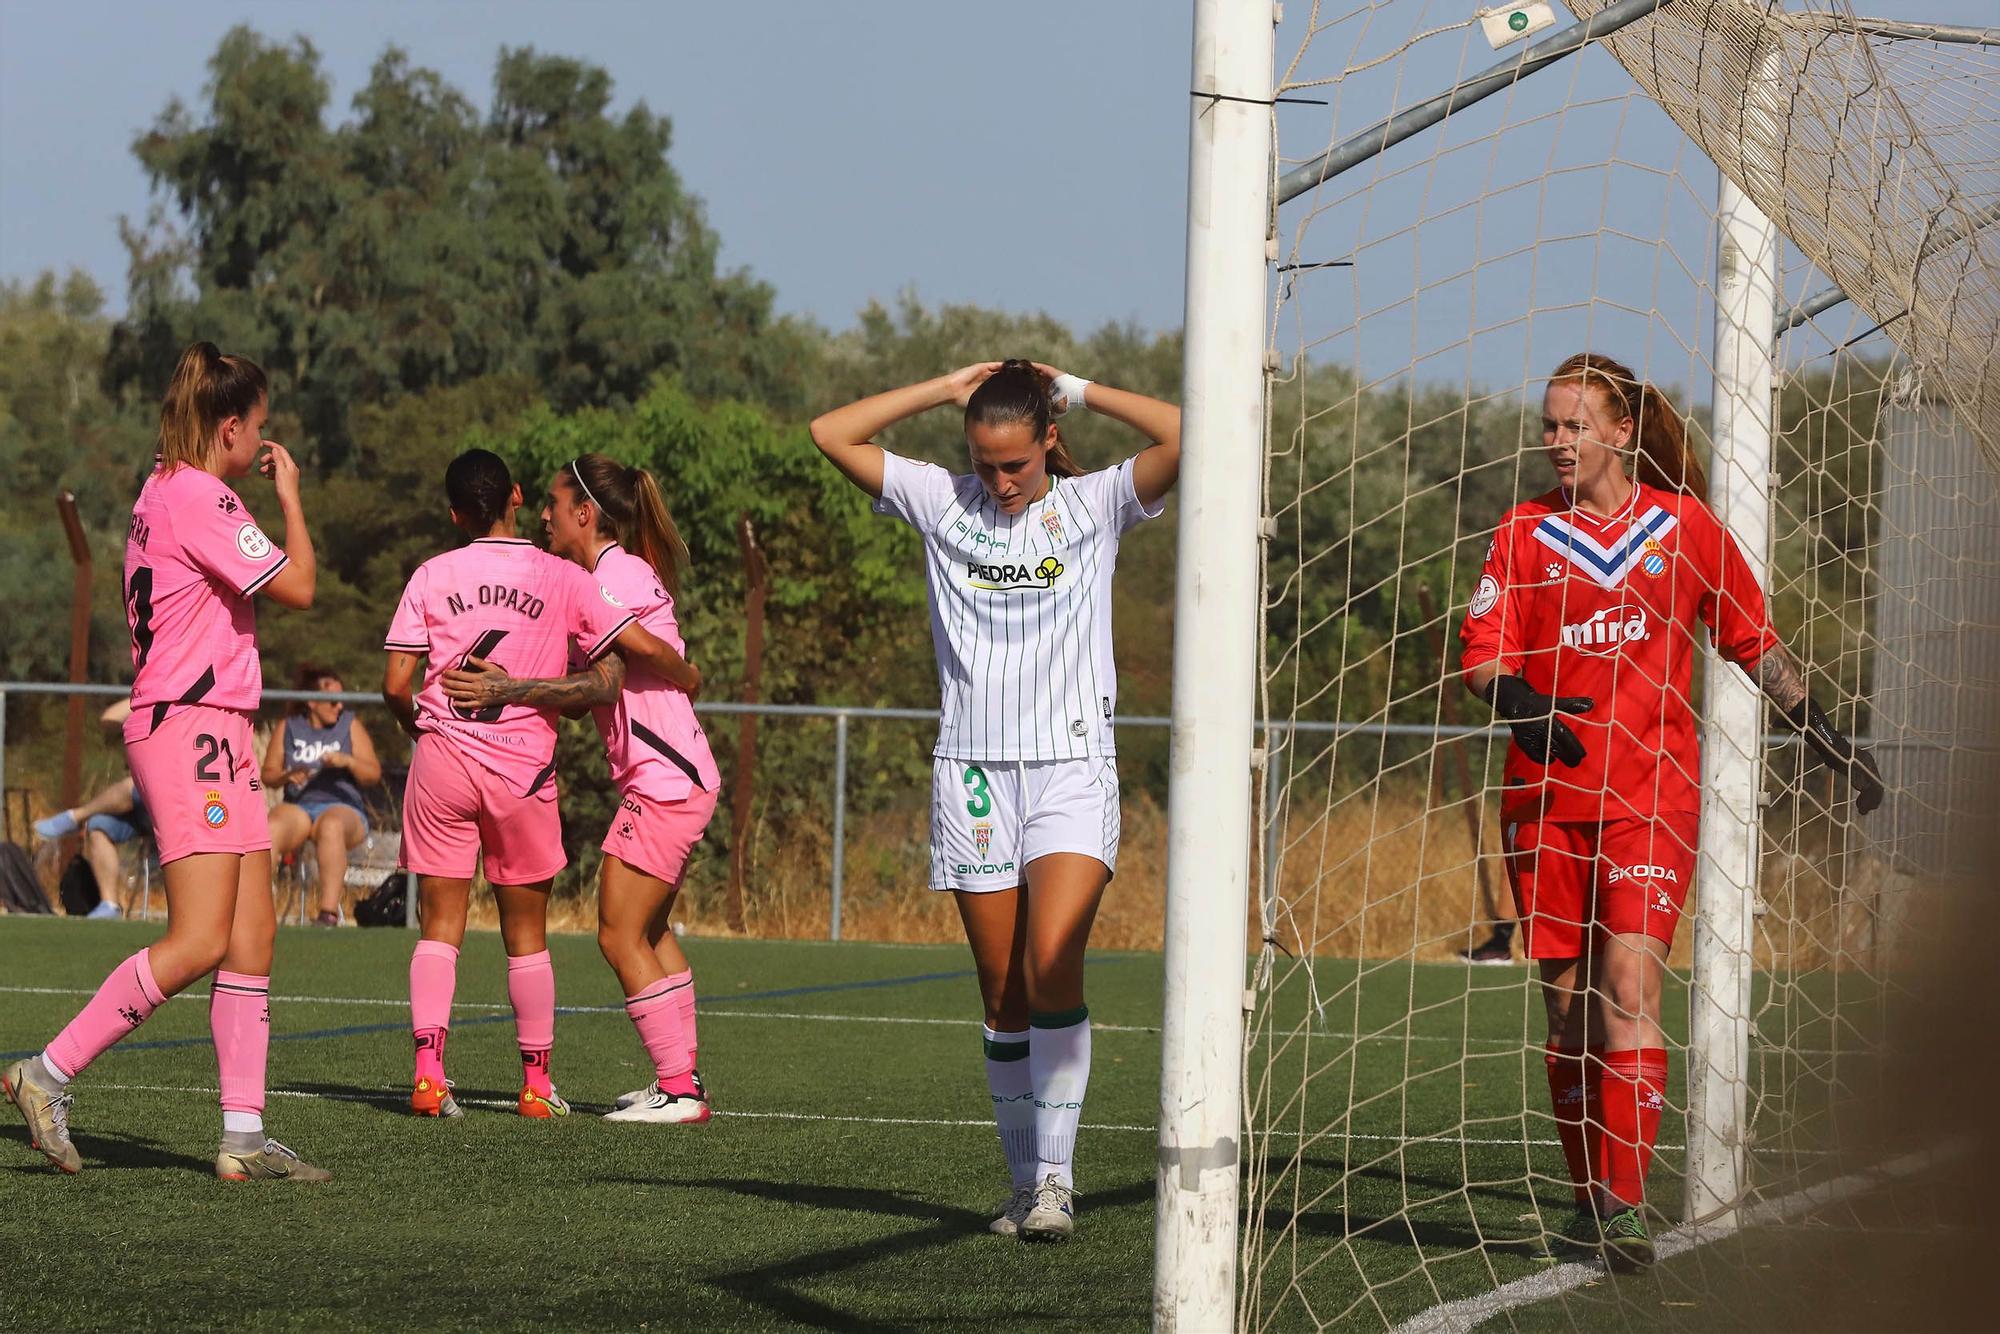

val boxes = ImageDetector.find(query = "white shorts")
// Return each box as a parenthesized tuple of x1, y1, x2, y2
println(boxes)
(929, 755, 1121, 893)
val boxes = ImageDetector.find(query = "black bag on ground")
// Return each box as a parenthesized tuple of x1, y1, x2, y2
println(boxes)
(0, 842, 52, 914)
(57, 853, 102, 916)
(354, 871, 407, 927)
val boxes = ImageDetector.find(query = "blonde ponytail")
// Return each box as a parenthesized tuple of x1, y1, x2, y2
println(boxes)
(156, 341, 268, 472)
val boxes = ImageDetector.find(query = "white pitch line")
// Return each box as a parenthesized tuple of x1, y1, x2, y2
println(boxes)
(1388, 1143, 1961, 1334)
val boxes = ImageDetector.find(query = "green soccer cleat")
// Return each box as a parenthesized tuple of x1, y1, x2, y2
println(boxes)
(215, 1138, 332, 1183)
(1600, 1205, 1655, 1272)
(2, 1058, 80, 1174)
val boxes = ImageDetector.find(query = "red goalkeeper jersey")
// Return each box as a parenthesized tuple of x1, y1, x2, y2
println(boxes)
(1458, 482, 1779, 823)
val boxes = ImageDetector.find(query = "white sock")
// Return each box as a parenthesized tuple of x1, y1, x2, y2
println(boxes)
(35, 1051, 73, 1087)
(222, 1110, 264, 1136)
(1029, 1007, 1091, 1189)
(983, 1026, 1035, 1188)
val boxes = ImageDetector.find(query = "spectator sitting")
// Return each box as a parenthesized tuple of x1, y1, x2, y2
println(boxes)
(32, 699, 140, 920)
(266, 666, 382, 926)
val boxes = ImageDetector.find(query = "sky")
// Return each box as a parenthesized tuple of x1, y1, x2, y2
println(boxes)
(2, 0, 1993, 391)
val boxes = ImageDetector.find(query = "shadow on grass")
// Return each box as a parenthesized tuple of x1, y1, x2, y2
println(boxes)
(587, 1174, 1157, 1331)
(1, 1119, 212, 1176)
(274, 1079, 580, 1117)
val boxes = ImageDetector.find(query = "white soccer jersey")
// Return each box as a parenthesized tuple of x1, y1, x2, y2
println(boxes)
(875, 451, 1163, 760)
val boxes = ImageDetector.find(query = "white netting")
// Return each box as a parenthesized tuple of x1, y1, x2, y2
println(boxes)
(1242, 2, 2000, 1327)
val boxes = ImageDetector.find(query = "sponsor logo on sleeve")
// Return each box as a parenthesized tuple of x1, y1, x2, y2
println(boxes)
(1469, 574, 1502, 618)
(600, 585, 625, 608)
(236, 524, 272, 560)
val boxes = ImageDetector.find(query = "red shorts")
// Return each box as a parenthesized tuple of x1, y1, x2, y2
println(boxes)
(127, 706, 270, 864)
(602, 787, 718, 885)
(1502, 812, 1698, 959)
(401, 734, 566, 886)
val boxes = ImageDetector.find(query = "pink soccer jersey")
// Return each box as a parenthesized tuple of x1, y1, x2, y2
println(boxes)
(385, 538, 636, 793)
(584, 545, 720, 802)
(123, 463, 289, 741)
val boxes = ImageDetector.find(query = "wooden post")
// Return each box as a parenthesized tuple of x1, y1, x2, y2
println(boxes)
(726, 513, 769, 935)
(57, 493, 93, 836)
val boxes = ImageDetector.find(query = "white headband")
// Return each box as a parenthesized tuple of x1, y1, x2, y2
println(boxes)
(569, 459, 603, 514)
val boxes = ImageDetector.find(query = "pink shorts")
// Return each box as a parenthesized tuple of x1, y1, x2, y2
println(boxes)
(126, 706, 270, 864)
(401, 734, 566, 886)
(602, 786, 718, 885)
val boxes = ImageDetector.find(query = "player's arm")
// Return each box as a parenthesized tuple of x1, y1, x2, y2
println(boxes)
(382, 652, 424, 743)
(440, 652, 628, 718)
(1748, 644, 1884, 815)
(606, 622, 699, 697)
(1035, 364, 1182, 507)
(1459, 528, 1591, 768)
(808, 364, 1002, 498)
(254, 442, 317, 610)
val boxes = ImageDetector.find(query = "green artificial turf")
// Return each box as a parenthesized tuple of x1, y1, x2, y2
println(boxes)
(0, 918, 1902, 1331)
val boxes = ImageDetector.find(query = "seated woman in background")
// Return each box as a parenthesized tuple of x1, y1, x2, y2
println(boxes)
(265, 665, 381, 926)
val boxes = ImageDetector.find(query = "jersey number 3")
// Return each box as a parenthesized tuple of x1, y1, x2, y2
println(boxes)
(962, 766, 992, 818)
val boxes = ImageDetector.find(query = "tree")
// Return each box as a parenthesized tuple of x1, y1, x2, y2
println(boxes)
(109, 27, 810, 468)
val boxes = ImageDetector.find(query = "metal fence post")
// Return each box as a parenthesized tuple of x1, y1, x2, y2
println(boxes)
(830, 711, 848, 942)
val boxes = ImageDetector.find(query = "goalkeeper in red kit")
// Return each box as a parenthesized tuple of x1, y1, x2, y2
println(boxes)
(1459, 352, 1884, 1271)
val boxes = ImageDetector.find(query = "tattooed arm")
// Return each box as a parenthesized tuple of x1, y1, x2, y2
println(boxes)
(1754, 642, 1809, 713)
(439, 653, 626, 720)
(1749, 644, 1884, 814)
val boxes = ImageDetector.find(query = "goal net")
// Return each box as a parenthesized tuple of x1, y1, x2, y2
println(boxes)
(1243, 1, 2000, 1326)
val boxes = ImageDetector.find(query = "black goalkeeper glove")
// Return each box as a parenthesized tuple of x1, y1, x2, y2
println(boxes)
(1482, 674, 1594, 769)
(1787, 697, 1885, 816)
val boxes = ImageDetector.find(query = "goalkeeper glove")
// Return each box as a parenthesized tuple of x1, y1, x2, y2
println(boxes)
(1787, 698, 1885, 815)
(1482, 674, 1593, 769)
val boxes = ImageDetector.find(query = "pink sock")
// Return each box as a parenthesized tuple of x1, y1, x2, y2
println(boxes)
(626, 977, 695, 1094)
(46, 949, 167, 1078)
(507, 950, 556, 1095)
(210, 971, 270, 1118)
(410, 940, 459, 1082)
(665, 968, 697, 1070)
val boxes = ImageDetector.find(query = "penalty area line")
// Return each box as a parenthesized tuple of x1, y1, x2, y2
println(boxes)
(1388, 1142, 1964, 1334)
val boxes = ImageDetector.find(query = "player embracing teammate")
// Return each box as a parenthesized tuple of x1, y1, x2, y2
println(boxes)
(1460, 352, 1883, 1269)
(811, 359, 1180, 1241)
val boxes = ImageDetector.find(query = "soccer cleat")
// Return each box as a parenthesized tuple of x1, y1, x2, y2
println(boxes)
(1525, 1206, 1599, 1261)
(518, 1085, 571, 1119)
(616, 1067, 703, 1112)
(2, 1058, 81, 1174)
(215, 1138, 332, 1183)
(987, 1185, 1036, 1236)
(311, 910, 340, 928)
(1019, 1174, 1077, 1242)
(1600, 1205, 1655, 1272)
(603, 1087, 711, 1124)
(1456, 931, 1514, 965)
(410, 1075, 462, 1118)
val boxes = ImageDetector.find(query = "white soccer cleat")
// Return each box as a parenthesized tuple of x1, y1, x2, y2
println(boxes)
(988, 1184, 1035, 1236)
(613, 1084, 653, 1111)
(603, 1087, 711, 1124)
(1019, 1174, 1077, 1242)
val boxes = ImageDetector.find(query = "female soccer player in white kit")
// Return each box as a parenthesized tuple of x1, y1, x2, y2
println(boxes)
(810, 359, 1179, 1241)
(4, 341, 327, 1181)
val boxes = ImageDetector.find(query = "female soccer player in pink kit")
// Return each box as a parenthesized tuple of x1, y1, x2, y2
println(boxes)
(4, 341, 327, 1181)
(383, 449, 691, 1119)
(442, 455, 715, 1124)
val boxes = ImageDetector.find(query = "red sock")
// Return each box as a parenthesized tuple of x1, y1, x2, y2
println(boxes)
(1598, 1048, 1669, 1208)
(1544, 1044, 1602, 1206)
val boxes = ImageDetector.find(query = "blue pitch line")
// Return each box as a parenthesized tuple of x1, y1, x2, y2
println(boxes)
(0, 963, 1008, 1062)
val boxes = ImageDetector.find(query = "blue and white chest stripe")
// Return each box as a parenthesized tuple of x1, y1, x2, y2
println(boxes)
(1531, 506, 1678, 590)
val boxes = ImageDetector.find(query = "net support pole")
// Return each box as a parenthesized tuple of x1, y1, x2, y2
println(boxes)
(1155, 2, 1273, 1327)
(1689, 162, 1778, 1227)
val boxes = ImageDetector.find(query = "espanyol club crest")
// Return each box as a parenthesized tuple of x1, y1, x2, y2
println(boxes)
(1640, 539, 1667, 578)
(973, 820, 993, 856)
(1041, 510, 1065, 544)
(202, 790, 230, 829)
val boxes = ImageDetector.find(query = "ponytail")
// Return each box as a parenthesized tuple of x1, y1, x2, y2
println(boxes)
(966, 358, 1082, 478)
(157, 341, 267, 472)
(568, 452, 690, 599)
(1547, 351, 1704, 497)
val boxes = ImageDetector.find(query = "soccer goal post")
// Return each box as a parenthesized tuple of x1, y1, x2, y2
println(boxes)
(1159, 0, 2000, 1327)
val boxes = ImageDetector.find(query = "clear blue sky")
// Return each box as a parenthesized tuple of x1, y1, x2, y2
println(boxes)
(2, 1, 1990, 389)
